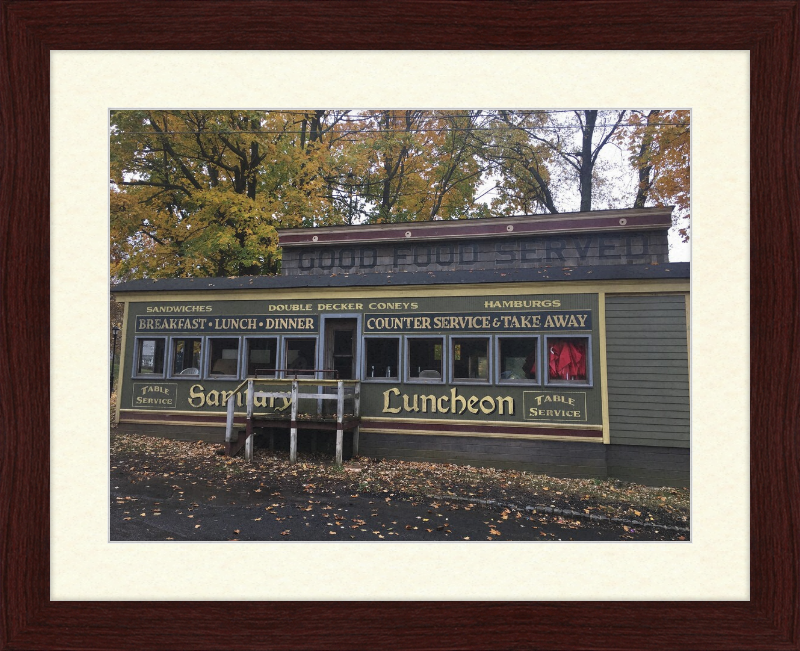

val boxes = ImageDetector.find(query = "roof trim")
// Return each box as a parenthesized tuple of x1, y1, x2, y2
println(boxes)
(112, 263, 690, 295)
(277, 206, 674, 248)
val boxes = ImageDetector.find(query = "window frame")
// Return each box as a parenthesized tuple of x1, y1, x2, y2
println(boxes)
(242, 336, 281, 379)
(204, 335, 242, 380)
(281, 336, 319, 379)
(450, 335, 492, 385)
(131, 336, 167, 379)
(495, 334, 542, 386)
(404, 334, 446, 384)
(362, 335, 401, 383)
(166, 335, 205, 380)
(543, 334, 593, 388)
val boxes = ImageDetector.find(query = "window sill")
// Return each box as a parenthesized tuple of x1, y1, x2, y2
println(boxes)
(498, 380, 542, 387)
(544, 381, 593, 388)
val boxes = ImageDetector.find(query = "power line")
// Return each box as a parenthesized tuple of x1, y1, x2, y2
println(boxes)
(118, 122, 688, 137)
(128, 109, 610, 119)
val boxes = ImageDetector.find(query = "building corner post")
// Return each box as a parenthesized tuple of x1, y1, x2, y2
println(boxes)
(598, 292, 611, 445)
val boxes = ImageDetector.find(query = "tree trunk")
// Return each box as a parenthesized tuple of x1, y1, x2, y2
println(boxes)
(579, 110, 597, 212)
(309, 110, 324, 143)
(247, 140, 259, 200)
(633, 110, 659, 208)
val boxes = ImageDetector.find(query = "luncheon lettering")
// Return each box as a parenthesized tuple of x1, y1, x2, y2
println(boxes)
(366, 312, 590, 332)
(382, 387, 513, 416)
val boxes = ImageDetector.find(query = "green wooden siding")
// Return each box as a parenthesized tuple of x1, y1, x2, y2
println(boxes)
(605, 294, 689, 448)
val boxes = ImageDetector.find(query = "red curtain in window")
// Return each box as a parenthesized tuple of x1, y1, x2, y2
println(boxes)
(548, 340, 586, 380)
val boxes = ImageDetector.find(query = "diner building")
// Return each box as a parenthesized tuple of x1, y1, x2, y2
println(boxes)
(112, 206, 690, 487)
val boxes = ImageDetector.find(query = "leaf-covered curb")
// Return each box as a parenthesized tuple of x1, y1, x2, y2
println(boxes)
(110, 433, 689, 530)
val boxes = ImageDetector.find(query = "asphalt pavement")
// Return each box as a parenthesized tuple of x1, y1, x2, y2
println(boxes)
(111, 469, 687, 542)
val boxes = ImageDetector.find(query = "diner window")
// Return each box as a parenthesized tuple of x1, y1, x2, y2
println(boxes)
(452, 337, 489, 382)
(207, 338, 240, 378)
(498, 337, 539, 383)
(365, 338, 399, 380)
(135, 338, 165, 376)
(408, 337, 444, 381)
(171, 337, 202, 377)
(245, 338, 278, 377)
(285, 338, 316, 377)
(545, 336, 590, 385)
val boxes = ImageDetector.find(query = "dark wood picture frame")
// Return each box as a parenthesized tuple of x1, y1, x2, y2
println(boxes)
(1, 1, 797, 649)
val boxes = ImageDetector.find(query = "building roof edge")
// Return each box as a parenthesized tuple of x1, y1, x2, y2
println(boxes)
(112, 263, 690, 295)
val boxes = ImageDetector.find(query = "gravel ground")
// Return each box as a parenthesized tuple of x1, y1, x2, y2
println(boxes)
(110, 433, 689, 541)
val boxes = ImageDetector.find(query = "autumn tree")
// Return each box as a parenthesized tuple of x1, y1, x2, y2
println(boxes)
(352, 110, 486, 223)
(616, 109, 690, 239)
(112, 111, 273, 278)
(478, 110, 558, 215)
(286, 109, 356, 227)
(423, 111, 491, 220)
(110, 110, 355, 279)
(110, 108, 691, 281)
(357, 110, 431, 223)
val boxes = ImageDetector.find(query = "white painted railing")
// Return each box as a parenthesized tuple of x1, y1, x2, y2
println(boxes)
(224, 378, 360, 465)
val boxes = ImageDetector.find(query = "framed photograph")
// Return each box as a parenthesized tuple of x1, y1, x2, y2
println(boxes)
(1, 1, 796, 649)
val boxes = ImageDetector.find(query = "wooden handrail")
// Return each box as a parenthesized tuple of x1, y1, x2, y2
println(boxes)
(226, 378, 360, 464)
